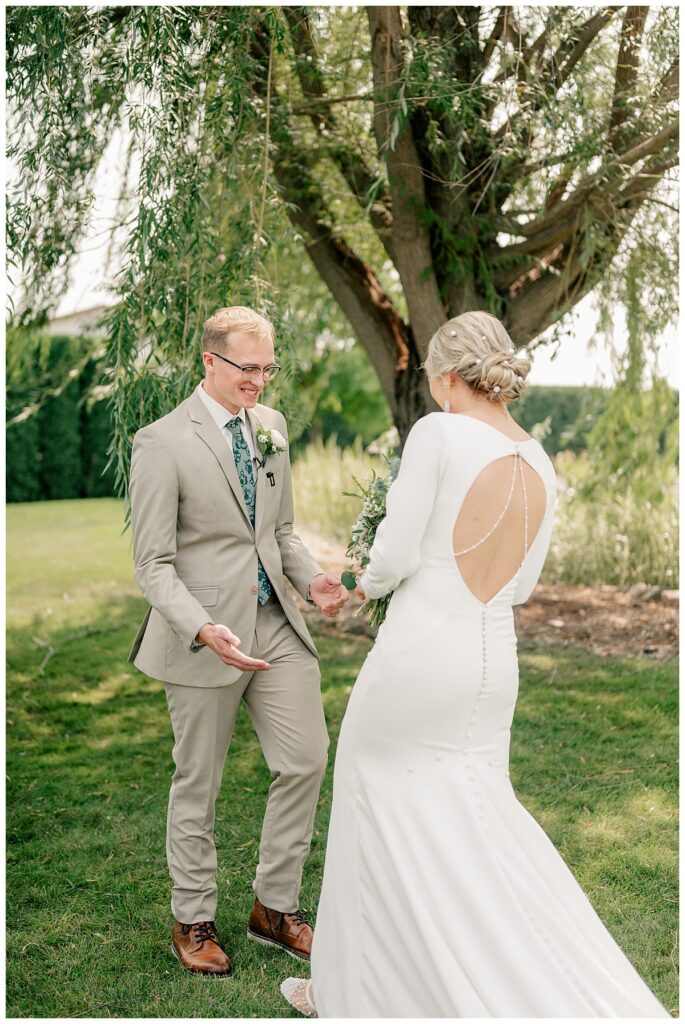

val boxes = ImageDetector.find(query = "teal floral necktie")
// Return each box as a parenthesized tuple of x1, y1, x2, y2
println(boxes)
(227, 417, 272, 605)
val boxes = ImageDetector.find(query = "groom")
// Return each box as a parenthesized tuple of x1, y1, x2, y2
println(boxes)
(128, 306, 348, 977)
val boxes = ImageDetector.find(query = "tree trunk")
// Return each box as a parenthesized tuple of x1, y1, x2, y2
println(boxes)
(393, 333, 436, 444)
(251, 6, 677, 448)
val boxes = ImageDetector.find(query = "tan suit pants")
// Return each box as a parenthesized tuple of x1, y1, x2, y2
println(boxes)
(164, 596, 329, 923)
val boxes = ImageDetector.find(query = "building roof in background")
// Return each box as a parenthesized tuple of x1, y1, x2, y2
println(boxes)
(48, 305, 111, 337)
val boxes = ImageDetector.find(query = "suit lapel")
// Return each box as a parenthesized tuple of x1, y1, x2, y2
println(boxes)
(187, 393, 253, 531)
(247, 408, 267, 536)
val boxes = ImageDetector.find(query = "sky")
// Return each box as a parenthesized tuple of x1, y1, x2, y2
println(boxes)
(524, 300, 679, 389)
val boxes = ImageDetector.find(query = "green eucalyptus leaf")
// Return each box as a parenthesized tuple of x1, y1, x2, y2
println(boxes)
(340, 570, 357, 591)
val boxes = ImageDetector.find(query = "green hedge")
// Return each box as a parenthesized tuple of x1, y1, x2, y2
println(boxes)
(515, 385, 609, 454)
(6, 334, 116, 503)
(6, 414, 42, 502)
(7, 391, 116, 503)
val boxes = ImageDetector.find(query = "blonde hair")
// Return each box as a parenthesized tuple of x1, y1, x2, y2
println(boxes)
(424, 311, 531, 403)
(201, 306, 275, 354)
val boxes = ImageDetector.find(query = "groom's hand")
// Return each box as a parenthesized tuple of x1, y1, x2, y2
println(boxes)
(309, 573, 348, 619)
(196, 623, 271, 671)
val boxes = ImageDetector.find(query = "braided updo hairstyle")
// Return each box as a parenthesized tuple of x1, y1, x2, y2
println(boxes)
(423, 311, 531, 403)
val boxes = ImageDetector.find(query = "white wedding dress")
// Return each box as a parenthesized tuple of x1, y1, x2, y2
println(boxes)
(310, 412, 669, 1018)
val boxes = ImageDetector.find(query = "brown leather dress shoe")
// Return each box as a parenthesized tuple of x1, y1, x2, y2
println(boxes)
(247, 897, 313, 961)
(171, 920, 232, 977)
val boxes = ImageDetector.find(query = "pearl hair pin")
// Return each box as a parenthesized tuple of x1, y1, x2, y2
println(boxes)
(493, 385, 501, 393)
(449, 330, 457, 337)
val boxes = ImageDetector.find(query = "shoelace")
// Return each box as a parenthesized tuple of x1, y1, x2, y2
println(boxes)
(284, 909, 309, 929)
(182, 920, 218, 945)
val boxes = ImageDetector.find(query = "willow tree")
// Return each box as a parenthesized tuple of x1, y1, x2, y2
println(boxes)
(7, 5, 679, 487)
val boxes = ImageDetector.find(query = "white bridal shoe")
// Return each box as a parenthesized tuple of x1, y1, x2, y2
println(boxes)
(280, 977, 318, 1017)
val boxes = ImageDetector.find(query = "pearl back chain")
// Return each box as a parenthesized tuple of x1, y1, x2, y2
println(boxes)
(454, 450, 530, 567)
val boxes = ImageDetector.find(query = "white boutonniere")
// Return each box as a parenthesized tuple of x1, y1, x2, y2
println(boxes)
(255, 424, 287, 459)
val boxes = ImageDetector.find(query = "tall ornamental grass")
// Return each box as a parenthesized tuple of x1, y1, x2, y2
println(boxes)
(544, 486, 678, 588)
(292, 439, 384, 543)
(544, 448, 678, 588)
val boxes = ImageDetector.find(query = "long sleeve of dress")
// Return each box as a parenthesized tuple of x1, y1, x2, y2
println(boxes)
(360, 414, 442, 600)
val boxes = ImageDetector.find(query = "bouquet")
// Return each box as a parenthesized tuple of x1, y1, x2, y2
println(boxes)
(340, 458, 400, 627)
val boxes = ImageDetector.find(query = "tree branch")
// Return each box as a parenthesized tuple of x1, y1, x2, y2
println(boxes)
(497, 119, 678, 261)
(68, 5, 131, 39)
(251, 22, 414, 411)
(503, 148, 676, 344)
(504, 243, 595, 346)
(652, 57, 679, 107)
(282, 6, 395, 261)
(405, 6, 490, 304)
(289, 91, 374, 112)
(613, 121, 680, 169)
(488, 5, 617, 217)
(367, 5, 446, 354)
(609, 6, 650, 153)
(481, 7, 511, 67)
(618, 153, 679, 206)
(493, 7, 618, 147)
(483, 8, 530, 100)
(520, 15, 552, 72)
(549, 7, 617, 90)
(274, 142, 410, 411)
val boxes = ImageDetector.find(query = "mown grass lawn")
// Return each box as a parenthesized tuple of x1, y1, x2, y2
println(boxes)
(7, 499, 678, 1018)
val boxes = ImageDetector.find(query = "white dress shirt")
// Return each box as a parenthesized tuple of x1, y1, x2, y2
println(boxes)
(197, 382, 321, 601)
(196, 382, 257, 462)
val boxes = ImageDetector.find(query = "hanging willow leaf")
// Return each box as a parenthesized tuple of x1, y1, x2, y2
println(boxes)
(6, 5, 678, 492)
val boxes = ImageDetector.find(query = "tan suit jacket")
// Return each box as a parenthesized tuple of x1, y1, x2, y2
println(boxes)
(128, 391, 322, 687)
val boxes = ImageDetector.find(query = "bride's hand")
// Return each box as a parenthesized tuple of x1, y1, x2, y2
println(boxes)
(355, 574, 367, 601)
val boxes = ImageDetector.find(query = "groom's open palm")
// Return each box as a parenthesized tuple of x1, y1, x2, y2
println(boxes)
(197, 622, 272, 671)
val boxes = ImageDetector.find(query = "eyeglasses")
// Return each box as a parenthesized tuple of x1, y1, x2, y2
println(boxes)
(210, 351, 281, 382)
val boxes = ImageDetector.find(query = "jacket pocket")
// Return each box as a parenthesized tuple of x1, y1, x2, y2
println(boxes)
(187, 585, 219, 607)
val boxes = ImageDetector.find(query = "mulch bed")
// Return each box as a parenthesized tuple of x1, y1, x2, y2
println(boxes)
(513, 583, 678, 661)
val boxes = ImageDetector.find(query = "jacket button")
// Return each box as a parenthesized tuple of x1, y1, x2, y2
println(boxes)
(251, 585, 258, 594)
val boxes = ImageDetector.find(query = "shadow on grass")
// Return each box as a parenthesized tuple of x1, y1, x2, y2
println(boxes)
(7, 601, 679, 1017)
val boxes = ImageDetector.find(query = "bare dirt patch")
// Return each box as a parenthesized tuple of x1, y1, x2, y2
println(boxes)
(513, 582, 678, 661)
(294, 528, 678, 661)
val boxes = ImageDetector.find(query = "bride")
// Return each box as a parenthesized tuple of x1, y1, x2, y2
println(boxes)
(281, 311, 670, 1018)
